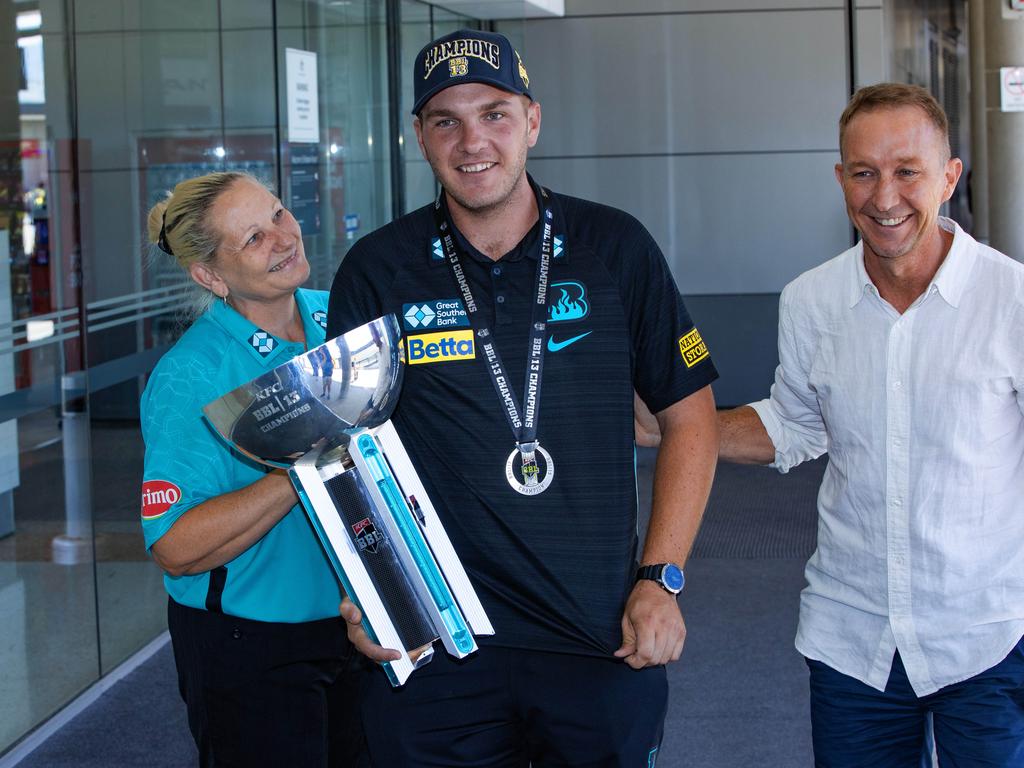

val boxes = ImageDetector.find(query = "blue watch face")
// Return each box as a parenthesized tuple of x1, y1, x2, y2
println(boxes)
(662, 564, 684, 592)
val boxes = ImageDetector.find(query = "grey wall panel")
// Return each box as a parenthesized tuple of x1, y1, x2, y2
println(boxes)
(563, 0, 843, 15)
(223, 29, 276, 129)
(75, 31, 226, 172)
(521, 11, 848, 157)
(73, 0, 220, 33)
(684, 293, 781, 407)
(855, 7, 886, 88)
(527, 153, 849, 294)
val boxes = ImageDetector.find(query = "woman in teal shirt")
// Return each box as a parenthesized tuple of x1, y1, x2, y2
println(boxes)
(141, 172, 362, 767)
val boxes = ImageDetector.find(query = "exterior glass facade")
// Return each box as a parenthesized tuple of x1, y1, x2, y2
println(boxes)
(0, 0, 509, 755)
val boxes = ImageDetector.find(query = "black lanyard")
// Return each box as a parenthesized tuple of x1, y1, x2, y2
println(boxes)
(431, 188, 555, 454)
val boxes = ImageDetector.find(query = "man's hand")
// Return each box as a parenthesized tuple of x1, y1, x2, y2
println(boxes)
(340, 597, 402, 663)
(613, 580, 686, 669)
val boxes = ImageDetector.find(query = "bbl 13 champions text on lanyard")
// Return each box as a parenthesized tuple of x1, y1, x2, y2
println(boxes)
(432, 188, 557, 496)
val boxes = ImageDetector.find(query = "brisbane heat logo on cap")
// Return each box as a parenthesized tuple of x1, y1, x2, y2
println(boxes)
(141, 480, 182, 520)
(423, 38, 500, 79)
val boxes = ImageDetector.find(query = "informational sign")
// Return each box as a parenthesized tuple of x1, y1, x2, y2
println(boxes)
(289, 144, 321, 236)
(286, 48, 320, 143)
(345, 213, 359, 240)
(1001, 67, 1024, 112)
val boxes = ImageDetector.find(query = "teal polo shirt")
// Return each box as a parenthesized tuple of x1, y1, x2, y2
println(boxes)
(140, 289, 341, 622)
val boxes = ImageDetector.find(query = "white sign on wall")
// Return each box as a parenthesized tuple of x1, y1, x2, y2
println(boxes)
(1000, 67, 1024, 112)
(286, 48, 320, 143)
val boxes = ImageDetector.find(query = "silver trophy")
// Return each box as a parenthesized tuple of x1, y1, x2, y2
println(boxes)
(203, 315, 493, 686)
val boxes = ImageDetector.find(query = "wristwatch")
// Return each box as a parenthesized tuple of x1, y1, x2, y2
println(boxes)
(635, 562, 685, 595)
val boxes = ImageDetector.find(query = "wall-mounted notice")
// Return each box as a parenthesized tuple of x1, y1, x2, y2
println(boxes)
(286, 48, 320, 143)
(1001, 67, 1024, 112)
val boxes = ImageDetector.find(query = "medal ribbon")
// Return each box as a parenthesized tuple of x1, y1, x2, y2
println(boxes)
(432, 185, 555, 458)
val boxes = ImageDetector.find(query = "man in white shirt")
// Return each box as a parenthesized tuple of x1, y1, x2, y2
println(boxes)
(719, 83, 1024, 766)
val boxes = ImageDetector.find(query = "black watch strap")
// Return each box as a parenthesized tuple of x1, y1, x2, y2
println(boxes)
(635, 564, 664, 582)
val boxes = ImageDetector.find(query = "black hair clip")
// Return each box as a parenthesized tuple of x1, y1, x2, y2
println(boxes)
(157, 208, 175, 256)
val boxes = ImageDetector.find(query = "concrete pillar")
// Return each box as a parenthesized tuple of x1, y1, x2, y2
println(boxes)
(984, 0, 1024, 260)
(968, 0, 989, 242)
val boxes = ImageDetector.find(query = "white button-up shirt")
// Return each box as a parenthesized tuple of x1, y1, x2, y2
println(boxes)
(751, 218, 1024, 695)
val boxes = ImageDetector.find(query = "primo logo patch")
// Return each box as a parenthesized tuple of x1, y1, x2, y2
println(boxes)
(407, 329, 475, 365)
(403, 299, 469, 330)
(678, 328, 709, 368)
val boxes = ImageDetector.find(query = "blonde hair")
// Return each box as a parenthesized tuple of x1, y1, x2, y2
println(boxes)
(145, 171, 256, 270)
(147, 171, 278, 319)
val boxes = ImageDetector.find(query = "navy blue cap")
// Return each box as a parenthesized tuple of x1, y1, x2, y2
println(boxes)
(412, 29, 532, 115)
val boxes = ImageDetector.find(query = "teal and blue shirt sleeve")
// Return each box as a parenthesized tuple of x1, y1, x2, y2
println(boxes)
(140, 332, 257, 550)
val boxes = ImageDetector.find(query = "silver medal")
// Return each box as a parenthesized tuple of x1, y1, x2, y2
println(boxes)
(505, 441, 554, 496)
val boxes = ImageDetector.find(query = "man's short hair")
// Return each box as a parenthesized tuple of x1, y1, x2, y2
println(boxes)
(839, 83, 951, 160)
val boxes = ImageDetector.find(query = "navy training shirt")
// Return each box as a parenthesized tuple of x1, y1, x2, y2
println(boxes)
(328, 187, 718, 657)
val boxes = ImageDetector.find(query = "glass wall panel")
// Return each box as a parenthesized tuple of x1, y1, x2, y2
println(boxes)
(400, 1, 479, 214)
(277, 0, 391, 289)
(0, 0, 101, 753)
(0, 0, 488, 755)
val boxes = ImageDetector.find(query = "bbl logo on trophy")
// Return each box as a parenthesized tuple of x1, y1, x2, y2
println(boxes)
(352, 517, 383, 554)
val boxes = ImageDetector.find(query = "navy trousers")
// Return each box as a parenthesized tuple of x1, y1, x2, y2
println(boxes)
(807, 636, 1024, 768)
(361, 646, 668, 767)
(168, 598, 367, 768)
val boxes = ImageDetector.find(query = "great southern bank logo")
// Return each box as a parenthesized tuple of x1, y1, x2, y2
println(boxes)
(403, 299, 470, 330)
(407, 329, 475, 365)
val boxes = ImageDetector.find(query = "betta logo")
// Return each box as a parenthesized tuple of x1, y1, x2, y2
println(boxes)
(141, 480, 182, 520)
(548, 281, 589, 323)
(407, 329, 475, 365)
(352, 517, 383, 554)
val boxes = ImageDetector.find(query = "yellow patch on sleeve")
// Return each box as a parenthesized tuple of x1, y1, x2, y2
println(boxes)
(678, 329, 709, 368)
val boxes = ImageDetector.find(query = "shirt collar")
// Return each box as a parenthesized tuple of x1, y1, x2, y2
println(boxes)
(927, 217, 975, 309)
(207, 292, 304, 366)
(295, 289, 329, 341)
(848, 217, 975, 310)
(434, 173, 551, 265)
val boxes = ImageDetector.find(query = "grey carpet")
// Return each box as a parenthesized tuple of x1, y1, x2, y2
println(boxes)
(13, 451, 824, 767)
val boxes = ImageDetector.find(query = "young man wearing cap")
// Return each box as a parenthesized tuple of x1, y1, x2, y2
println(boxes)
(328, 29, 718, 765)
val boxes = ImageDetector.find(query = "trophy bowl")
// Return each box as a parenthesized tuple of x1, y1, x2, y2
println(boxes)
(203, 314, 404, 468)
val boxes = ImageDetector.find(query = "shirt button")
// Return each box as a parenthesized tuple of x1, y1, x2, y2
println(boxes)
(893, 439, 901, 448)
(232, 628, 241, 639)
(893, 498, 903, 507)
(893, 381, 902, 389)
(496, 295, 505, 304)
(492, 266, 502, 276)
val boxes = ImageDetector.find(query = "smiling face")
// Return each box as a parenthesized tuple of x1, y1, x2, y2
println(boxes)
(835, 105, 962, 269)
(413, 82, 540, 218)
(192, 178, 309, 310)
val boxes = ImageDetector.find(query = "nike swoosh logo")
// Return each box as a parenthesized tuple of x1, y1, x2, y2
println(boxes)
(547, 331, 592, 352)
